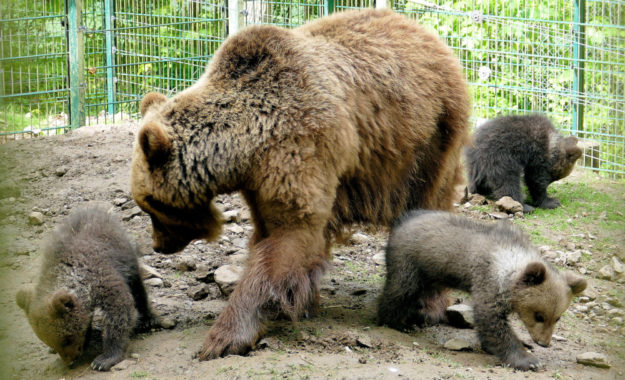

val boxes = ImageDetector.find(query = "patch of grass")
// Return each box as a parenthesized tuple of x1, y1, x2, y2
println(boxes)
(130, 370, 149, 379)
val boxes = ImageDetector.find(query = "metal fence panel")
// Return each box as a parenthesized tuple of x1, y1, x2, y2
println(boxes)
(0, 0, 70, 139)
(0, 0, 623, 176)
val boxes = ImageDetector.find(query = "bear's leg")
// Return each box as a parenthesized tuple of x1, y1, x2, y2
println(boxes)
(198, 228, 328, 360)
(421, 288, 450, 325)
(525, 172, 560, 209)
(92, 287, 137, 371)
(473, 295, 542, 371)
(378, 262, 432, 329)
(491, 170, 534, 212)
(128, 273, 160, 332)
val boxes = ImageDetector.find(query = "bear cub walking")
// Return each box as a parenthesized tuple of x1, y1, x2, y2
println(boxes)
(466, 114, 582, 212)
(378, 210, 587, 371)
(16, 207, 159, 371)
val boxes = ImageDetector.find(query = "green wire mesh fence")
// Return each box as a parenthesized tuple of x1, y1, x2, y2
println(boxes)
(0, 0, 623, 176)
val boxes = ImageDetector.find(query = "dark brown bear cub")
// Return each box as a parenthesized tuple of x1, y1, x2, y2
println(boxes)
(466, 114, 582, 212)
(378, 210, 586, 371)
(16, 207, 159, 371)
(131, 9, 469, 359)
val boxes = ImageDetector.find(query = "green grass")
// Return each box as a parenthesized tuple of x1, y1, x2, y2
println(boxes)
(130, 371, 149, 378)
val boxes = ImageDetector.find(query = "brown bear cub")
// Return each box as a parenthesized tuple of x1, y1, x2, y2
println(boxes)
(131, 9, 470, 359)
(378, 210, 587, 371)
(16, 207, 159, 371)
(466, 114, 582, 212)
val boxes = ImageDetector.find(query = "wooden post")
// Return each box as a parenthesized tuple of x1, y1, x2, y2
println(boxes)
(228, 0, 245, 36)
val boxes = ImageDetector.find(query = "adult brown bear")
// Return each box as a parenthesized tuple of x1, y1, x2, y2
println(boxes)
(131, 9, 469, 360)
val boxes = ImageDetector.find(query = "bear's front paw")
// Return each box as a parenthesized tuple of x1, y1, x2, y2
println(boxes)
(197, 328, 254, 361)
(505, 350, 544, 371)
(539, 197, 560, 209)
(91, 351, 124, 371)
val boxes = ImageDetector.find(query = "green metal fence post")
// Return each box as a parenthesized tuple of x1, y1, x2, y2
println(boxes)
(324, 0, 335, 16)
(67, 0, 85, 129)
(228, 0, 245, 36)
(572, 0, 586, 135)
(104, 0, 115, 116)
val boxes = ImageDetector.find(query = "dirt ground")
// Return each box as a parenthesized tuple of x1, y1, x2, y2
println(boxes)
(0, 121, 623, 380)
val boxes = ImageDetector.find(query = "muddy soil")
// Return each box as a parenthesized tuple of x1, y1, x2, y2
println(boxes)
(0, 121, 623, 379)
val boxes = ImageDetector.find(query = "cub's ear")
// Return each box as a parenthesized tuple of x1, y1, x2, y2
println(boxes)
(139, 122, 171, 167)
(16, 287, 34, 313)
(49, 290, 78, 317)
(520, 262, 546, 286)
(564, 138, 582, 161)
(140, 92, 167, 116)
(565, 272, 587, 295)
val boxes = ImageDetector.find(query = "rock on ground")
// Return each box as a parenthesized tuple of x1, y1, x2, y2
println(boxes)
(576, 352, 610, 368)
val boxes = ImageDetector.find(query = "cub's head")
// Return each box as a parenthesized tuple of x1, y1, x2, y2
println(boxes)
(16, 288, 89, 365)
(131, 92, 223, 254)
(512, 262, 587, 347)
(551, 136, 582, 181)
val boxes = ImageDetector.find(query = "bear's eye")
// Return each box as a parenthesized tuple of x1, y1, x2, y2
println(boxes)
(534, 312, 545, 323)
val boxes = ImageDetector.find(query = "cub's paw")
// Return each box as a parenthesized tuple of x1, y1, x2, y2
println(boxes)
(505, 350, 544, 371)
(522, 203, 535, 213)
(91, 352, 123, 371)
(539, 197, 560, 209)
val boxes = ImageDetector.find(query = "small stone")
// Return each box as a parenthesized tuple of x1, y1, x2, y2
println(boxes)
(488, 211, 510, 220)
(194, 264, 215, 283)
(567, 250, 582, 265)
(227, 224, 244, 234)
(598, 265, 614, 280)
(612, 257, 624, 275)
(565, 242, 576, 251)
(444, 338, 472, 351)
(358, 357, 367, 364)
(139, 263, 161, 279)
(112, 359, 134, 371)
(176, 256, 197, 272)
(495, 196, 523, 214)
(350, 233, 369, 245)
(122, 206, 143, 221)
(229, 252, 248, 265)
(144, 278, 164, 287)
(356, 335, 373, 348)
(223, 210, 241, 223)
(552, 334, 567, 342)
(113, 197, 128, 206)
(372, 252, 385, 266)
(159, 317, 176, 329)
(232, 237, 248, 249)
(28, 212, 44, 226)
(576, 352, 610, 368)
(187, 284, 210, 300)
(446, 304, 474, 328)
(469, 194, 487, 205)
(256, 337, 279, 349)
(130, 353, 140, 359)
(214, 265, 244, 296)
(55, 166, 68, 177)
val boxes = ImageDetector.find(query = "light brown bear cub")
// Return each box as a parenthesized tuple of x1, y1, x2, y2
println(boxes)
(131, 9, 469, 359)
(378, 210, 587, 371)
(16, 207, 159, 371)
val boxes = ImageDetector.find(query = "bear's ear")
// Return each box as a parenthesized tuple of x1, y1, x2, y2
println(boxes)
(140, 92, 167, 116)
(139, 122, 171, 167)
(520, 262, 546, 286)
(565, 272, 587, 295)
(49, 290, 77, 316)
(16, 287, 34, 313)
(564, 137, 582, 161)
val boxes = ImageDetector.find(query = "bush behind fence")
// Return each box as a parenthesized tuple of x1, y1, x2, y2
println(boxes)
(0, 0, 623, 176)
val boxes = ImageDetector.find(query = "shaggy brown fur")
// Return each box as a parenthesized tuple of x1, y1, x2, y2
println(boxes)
(131, 9, 470, 360)
(466, 114, 582, 212)
(378, 210, 587, 371)
(16, 207, 159, 371)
